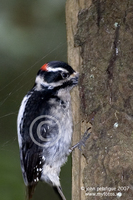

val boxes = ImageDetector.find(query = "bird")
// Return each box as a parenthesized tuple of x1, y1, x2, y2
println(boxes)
(17, 61, 79, 200)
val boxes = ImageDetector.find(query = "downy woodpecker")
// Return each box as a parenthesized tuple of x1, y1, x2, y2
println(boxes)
(17, 61, 79, 200)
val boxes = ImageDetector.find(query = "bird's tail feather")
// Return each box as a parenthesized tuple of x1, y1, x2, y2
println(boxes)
(27, 184, 37, 200)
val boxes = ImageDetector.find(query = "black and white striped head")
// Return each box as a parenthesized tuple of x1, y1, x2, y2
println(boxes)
(35, 61, 79, 91)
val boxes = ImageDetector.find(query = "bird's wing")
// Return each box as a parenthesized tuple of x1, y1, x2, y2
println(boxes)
(19, 117, 57, 186)
(18, 93, 60, 187)
(20, 141, 45, 186)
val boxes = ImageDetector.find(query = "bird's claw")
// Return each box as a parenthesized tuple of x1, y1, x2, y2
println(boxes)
(70, 127, 91, 152)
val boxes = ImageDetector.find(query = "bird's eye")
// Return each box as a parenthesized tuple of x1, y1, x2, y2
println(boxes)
(61, 72, 69, 79)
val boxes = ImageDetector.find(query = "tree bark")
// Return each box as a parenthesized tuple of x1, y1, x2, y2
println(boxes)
(66, 1, 133, 199)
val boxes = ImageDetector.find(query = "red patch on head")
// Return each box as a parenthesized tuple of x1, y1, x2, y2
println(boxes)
(40, 63, 48, 71)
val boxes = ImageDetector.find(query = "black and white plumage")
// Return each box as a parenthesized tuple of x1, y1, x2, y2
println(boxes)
(17, 61, 79, 199)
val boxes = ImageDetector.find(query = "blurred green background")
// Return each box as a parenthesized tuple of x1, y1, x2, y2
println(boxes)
(0, 0, 71, 199)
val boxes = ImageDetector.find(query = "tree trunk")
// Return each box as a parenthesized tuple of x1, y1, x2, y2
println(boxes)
(66, 1, 133, 200)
